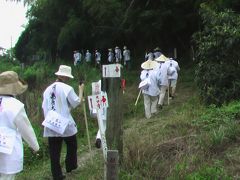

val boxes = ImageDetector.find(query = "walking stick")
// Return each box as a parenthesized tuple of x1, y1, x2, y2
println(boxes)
(167, 85, 170, 105)
(135, 90, 142, 106)
(80, 84, 93, 163)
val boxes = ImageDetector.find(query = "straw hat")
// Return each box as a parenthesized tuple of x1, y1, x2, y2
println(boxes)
(155, 54, 168, 62)
(0, 71, 28, 95)
(141, 60, 158, 70)
(55, 65, 74, 79)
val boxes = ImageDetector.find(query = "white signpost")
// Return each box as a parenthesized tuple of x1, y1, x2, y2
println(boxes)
(88, 91, 109, 161)
(102, 64, 121, 78)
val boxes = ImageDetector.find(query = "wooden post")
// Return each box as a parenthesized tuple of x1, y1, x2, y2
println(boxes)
(106, 150, 119, 180)
(105, 78, 123, 161)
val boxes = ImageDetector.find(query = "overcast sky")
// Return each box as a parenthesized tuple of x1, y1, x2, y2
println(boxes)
(0, 1, 28, 49)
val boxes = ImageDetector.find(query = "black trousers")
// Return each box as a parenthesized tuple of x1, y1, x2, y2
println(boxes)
(48, 135, 78, 180)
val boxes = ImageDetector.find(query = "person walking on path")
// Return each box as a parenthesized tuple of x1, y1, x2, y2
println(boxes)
(123, 46, 131, 70)
(153, 47, 162, 59)
(115, 46, 122, 64)
(0, 71, 39, 180)
(42, 65, 84, 180)
(85, 50, 92, 64)
(73, 50, 81, 66)
(95, 49, 101, 69)
(145, 50, 154, 61)
(165, 57, 180, 99)
(155, 54, 169, 109)
(139, 60, 160, 119)
(108, 48, 114, 64)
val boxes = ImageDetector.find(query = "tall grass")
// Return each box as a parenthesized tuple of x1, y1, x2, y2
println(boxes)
(2, 59, 240, 179)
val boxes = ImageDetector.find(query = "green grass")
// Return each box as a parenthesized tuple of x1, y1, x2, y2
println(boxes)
(1, 59, 240, 179)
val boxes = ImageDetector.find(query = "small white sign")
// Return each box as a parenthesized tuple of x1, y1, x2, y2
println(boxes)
(88, 92, 108, 111)
(92, 80, 101, 95)
(42, 110, 70, 134)
(102, 64, 121, 77)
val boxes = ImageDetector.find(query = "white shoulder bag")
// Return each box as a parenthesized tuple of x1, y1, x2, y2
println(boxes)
(42, 110, 70, 135)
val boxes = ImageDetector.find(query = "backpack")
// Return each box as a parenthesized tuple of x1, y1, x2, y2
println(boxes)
(167, 63, 176, 76)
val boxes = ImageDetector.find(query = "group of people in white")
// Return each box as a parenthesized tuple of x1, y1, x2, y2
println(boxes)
(139, 53, 180, 119)
(73, 46, 131, 69)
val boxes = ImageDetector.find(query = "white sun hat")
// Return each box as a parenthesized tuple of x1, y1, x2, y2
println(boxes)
(55, 65, 74, 79)
(155, 54, 168, 62)
(141, 60, 158, 70)
(0, 71, 28, 95)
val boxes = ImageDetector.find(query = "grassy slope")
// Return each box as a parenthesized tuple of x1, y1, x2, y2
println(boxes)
(15, 63, 240, 179)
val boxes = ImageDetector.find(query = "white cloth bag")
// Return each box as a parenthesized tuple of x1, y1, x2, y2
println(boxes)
(42, 110, 70, 135)
(138, 78, 151, 90)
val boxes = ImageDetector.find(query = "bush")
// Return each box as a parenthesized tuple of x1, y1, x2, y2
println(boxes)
(193, 5, 240, 105)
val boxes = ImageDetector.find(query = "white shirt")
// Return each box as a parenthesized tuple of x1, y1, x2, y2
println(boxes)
(0, 96, 39, 174)
(140, 69, 160, 96)
(165, 58, 180, 80)
(145, 52, 154, 60)
(155, 62, 169, 86)
(108, 52, 114, 63)
(154, 51, 162, 59)
(85, 52, 91, 62)
(42, 82, 81, 137)
(74, 52, 81, 62)
(123, 49, 130, 62)
(95, 52, 101, 62)
(115, 49, 122, 62)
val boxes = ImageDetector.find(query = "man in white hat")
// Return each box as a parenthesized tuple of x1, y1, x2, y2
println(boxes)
(42, 65, 84, 180)
(108, 48, 114, 64)
(145, 49, 154, 61)
(115, 46, 122, 63)
(0, 71, 39, 179)
(153, 47, 162, 59)
(73, 50, 81, 66)
(155, 54, 169, 109)
(165, 57, 180, 99)
(95, 49, 101, 69)
(123, 46, 131, 70)
(85, 50, 92, 64)
(139, 60, 160, 119)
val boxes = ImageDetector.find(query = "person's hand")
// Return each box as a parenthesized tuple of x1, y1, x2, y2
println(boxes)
(31, 148, 40, 156)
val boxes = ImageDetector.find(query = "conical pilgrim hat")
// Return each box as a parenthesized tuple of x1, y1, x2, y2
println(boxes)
(141, 60, 158, 70)
(155, 54, 168, 62)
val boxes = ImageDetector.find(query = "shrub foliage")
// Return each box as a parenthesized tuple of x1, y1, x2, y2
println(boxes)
(193, 4, 240, 105)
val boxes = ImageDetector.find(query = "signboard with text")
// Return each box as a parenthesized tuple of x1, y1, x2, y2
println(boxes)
(102, 64, 121, 78)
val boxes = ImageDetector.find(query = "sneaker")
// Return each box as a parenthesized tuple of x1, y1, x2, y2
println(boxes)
(66, 166, 78, 173)
(95, 138, 101, 149)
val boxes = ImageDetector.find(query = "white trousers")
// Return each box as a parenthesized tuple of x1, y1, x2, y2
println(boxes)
(169, 79, 177, 96)
(158, 85, 168, 105)
(0, 174, 15, 180)
(143, 94, 158, 119)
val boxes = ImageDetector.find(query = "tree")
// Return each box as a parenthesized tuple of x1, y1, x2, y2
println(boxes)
(193, 4, 240, 105)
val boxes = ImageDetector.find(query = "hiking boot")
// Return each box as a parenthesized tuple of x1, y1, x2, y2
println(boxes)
(95, 138, 101, 149)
